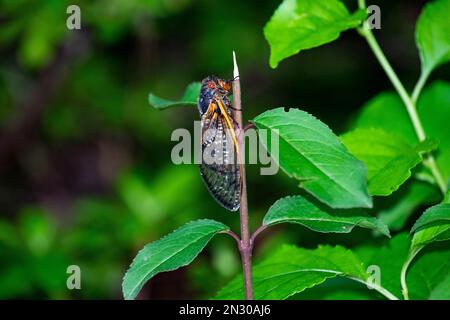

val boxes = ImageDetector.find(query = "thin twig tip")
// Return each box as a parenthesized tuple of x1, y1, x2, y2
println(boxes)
(233, 51, 239, 79)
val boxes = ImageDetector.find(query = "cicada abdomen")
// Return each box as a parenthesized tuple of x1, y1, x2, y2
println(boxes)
(198, 75, 241, 211)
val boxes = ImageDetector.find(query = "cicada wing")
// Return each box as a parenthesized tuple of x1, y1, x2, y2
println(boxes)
(199, 111, 241, 211)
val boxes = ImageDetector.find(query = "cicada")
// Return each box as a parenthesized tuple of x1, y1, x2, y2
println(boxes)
(198, 75, 242, 211)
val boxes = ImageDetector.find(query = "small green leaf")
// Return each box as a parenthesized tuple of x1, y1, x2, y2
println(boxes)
(148, 82, 201, 109)
(341, 128, 424, 196)
(254, 108, 372, 209)
(215, 245, 370, 300)
(444, 187, 450, 204)
(122, 219, 229, 300)
(356, 233, 410, 299)
(263, 195, 389, 236)
(264, 0, 366, 68)
(416, 0, 450, 77)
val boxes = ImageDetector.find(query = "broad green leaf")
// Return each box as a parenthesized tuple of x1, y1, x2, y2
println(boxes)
(341, 128, 424, 196)
(254, 108, 372, 209)
(264, 0, 366, 68)
(215, 244, 370, 300)
(356, 233, 410, 299)
(122, 219, 229, 300)
(263, 195, 389, 236)
(419, 82, 450, 153)
(415, 0, 450, 77)
(353, 82, 450, 181)
(148, 82, 200, 109)
(378, 181, 439, 231)
(292, 278, 379, 300)
(411, 204, 450, 250)
(408, 243, 450, 299)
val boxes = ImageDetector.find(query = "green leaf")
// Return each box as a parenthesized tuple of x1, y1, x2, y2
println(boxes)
(358, 233, 450, 300)
(378, 181, 439, 231)
(19, 207, 55, 256)
(148, 82, 200, 109)
(356, 234, 410, 299)
(353, 92, 416, 145)
(444, 187, 450, 204)
(264, 0, 366, 68)
(416, 0, 450, 77)
(411, 203, 450, 233)
(263, 195, 389, 236)
(341, 128, 424, 196)
(215, 244, 370, 300)
(411, 217, 450, 250)
(122, 219, 229, 300)
(254, 108, 372, 209)
(353, 82, 450, 181)
(400, 204, 450, 300)
(407, 243, 450, 299)
(358, 233, 450, 299)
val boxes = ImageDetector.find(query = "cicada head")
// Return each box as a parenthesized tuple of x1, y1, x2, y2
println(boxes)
(199, 76, 230, 114)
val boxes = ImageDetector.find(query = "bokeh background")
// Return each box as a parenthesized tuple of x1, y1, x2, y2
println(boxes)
(0, 0, 449, 299)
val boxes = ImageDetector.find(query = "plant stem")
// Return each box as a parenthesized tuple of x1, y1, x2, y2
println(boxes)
(411, 71, 429, 104)
(358, 1, 447, 194)
(232, 51, 254, 300)
(400, 247, 422, 300)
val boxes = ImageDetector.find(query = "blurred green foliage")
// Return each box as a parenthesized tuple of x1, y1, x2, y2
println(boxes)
(0, 0, 449, 299)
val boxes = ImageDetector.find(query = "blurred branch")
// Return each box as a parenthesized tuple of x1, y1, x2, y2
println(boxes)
(0, 30, 91, 170)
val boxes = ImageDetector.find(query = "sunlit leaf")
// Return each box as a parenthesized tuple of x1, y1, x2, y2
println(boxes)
(254, 107, 372, 209)
(355, 234, 410, 299)
(122, 219, 229, 300)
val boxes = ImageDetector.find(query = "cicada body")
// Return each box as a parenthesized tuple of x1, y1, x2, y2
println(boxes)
(198, 75, 241, 211)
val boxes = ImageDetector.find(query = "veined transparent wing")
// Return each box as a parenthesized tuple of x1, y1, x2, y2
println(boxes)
(199, 102, 241, 211)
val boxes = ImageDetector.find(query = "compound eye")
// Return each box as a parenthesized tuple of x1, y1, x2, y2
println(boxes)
(207, 81, 215, 89)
